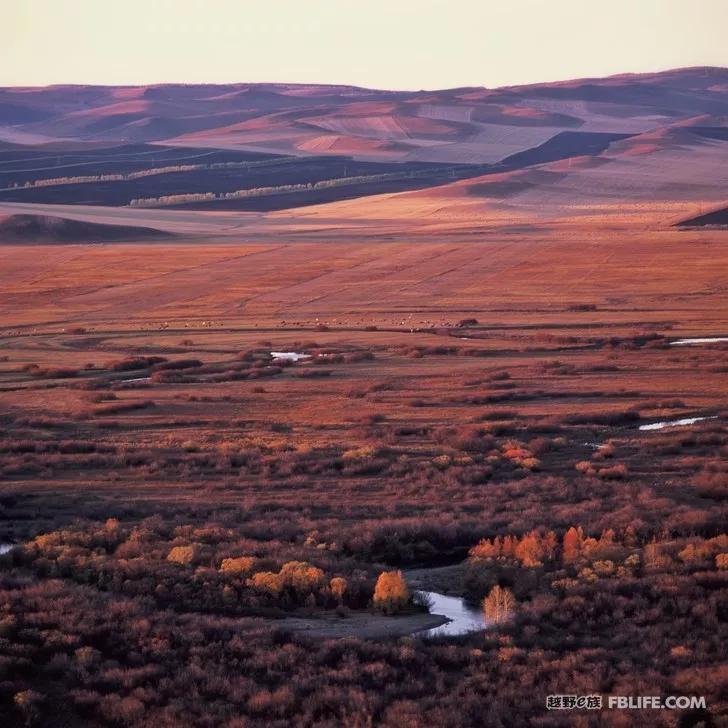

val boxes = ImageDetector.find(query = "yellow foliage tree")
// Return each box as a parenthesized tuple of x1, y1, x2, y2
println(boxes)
(247, 571, 285, 596)
(373, 571, 410, 614)
(219, 556, 256, 575)
(166, 545, 199, 566)
(279, 561, 325, 593)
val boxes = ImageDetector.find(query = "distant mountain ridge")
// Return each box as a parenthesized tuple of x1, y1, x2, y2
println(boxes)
(0, 67, 725, 164)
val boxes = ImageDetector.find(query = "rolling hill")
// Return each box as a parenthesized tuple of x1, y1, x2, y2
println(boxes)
(0, 213, 172, 242)
(0, 67, 726, 164)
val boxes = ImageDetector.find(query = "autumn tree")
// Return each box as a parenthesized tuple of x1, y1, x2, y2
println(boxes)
(247, 571, 284, 596)
(471, 530, 557, 567)
(643, 540, 671, 571)
(469, 536, 500, 560)
(373, 571, 410, 614)
(166, 545, 200, 566)
(330, 576, 348, 604)
(245, 561, 325, 604)
(279, 561, 325, 594)
(219, 556, 256, 575)
(514, 533, 543, 567)
(482, 585, 516, 624)
(562, 527, 583, 563)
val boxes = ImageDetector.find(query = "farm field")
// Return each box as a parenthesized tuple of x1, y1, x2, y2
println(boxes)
(0, 143, 475, 209)
(0, 132, 635, 212)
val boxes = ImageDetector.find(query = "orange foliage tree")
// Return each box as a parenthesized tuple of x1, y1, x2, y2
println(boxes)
(470, 529, 559, 568)
(373, 571, 410, 614)
(562, 527, 584, 563)
(330, 576, 348, 604)
(219, 556, 256, 575)
(166, 545, 199, 566)
(279, 561, 325, 594)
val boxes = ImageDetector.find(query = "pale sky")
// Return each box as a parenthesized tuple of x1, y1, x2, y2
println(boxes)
(3, 0, 727, 90)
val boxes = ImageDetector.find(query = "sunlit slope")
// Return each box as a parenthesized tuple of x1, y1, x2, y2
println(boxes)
(1, 67, 725, 163)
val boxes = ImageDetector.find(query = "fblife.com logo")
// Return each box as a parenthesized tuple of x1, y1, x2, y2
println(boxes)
(546, 695, 707, 711)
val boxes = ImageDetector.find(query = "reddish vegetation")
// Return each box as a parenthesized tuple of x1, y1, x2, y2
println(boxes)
(0, 228, 725, 724)
(0, 68, 726, 727)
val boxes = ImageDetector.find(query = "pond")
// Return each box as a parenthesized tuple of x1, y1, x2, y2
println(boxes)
(270, 352, 311, 362)
(639, 416, 717, 431)
(670, 337, 728, 346)
(0, 543, 15, 555)
(416, 590, 487, 637)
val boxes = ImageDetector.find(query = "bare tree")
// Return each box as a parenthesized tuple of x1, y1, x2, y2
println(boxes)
(482, 585, 516, 624)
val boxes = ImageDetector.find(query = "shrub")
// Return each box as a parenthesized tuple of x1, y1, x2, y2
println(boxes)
(598, 464, 628, 480)
(108, 356, 166, 371)
(295, 369, 332, 378)
(14, 690, 45, 724)
(575, 460, 595, 476)
(153, 359, 203, 371)
(28, 366, 78, 379)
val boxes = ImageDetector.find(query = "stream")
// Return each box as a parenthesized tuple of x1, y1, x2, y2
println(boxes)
(416, 590, 487, 637)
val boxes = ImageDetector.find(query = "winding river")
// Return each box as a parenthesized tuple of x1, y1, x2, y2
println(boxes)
(417, 590, 487, 637)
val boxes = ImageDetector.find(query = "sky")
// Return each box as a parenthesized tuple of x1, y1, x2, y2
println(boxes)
(3, 0, 727, 90)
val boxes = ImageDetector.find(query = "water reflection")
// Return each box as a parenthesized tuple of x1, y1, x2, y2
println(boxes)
(639, 416, 716, 431)
(270, 352, 311, 362)
(670, 337, 728, 346)
(417, 590, 486, 637)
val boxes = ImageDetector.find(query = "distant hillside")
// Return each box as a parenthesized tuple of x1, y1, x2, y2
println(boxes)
(1, 67, 725, 163)
(0, 213, 172, 243)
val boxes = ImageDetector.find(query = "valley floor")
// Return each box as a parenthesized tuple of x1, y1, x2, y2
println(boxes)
(0, 200, 726, 727)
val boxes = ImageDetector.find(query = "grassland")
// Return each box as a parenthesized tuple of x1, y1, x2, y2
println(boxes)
(0, 196, 726, 725)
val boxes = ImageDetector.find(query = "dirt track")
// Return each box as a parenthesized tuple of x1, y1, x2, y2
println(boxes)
(277, 611, 448, 639)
